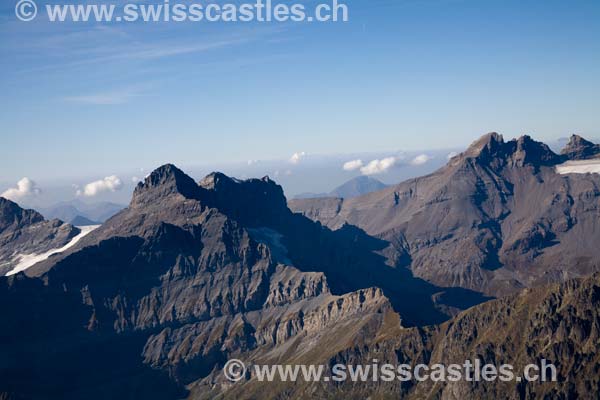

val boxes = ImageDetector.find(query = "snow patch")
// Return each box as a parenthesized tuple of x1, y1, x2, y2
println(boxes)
(556, 159, 600, 175)
(6, 225, 100, 276)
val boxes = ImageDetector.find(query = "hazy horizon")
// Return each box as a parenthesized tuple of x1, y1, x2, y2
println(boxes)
(2, 132, 595, 208)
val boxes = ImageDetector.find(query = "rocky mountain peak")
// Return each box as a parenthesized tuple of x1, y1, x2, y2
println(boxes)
(131, 164, 205, 207)
(0, 197, 45, 232)
(510, 134, 559, 167)
(198, 171, 238, 190)
(560, 134, 600, 160)
(461, 132, 558, 168)
(260, 175, 275, 184)
(464, 132, 505, 157)
(200, 172, 290, 228)
(199, 172, 277, 191)
(128, 165, 291, 229)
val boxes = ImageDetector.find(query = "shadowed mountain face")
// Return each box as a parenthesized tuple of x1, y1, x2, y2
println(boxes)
(290, 133, 600, 296)
(0, 164, 487, 399)
(0, 197, 80, 276)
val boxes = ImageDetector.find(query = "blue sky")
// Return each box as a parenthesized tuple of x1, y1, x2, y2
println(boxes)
(1, 0, 600, 183)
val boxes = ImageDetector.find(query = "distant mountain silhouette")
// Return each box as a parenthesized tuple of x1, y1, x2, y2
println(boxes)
(40, 199, 124, 224)
(293, 175, 387, 199)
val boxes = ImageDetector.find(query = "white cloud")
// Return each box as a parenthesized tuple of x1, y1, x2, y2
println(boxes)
(289, 152, 306, 164)
(360, 157, 397, 175)
(343, 159, 363, 171)
(1, 178, 41, 201)
(410, 154, 431, 165)
(131, 176, 140, 183)
(447, 151, 458, 160)
(76, 176, 123, 197)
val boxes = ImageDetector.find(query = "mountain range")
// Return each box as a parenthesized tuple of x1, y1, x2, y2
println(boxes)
(290, 133, 600, 297)
(1, 133, 599, 399)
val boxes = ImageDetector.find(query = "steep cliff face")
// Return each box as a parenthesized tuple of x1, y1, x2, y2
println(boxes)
(290, 134, 600, 297)
(0, 197, 80, 276)
(144, 287, 395, 386)
(200, 273, 600, 400)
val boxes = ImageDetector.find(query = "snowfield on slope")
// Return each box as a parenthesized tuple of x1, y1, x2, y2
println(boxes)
(6, 225, 100, 276)
(556, 159, 600, 175)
